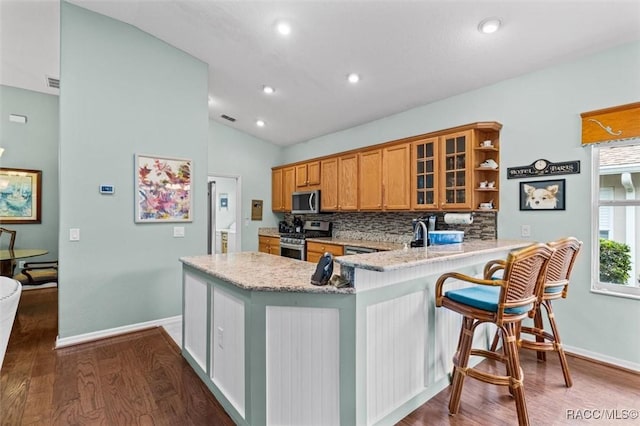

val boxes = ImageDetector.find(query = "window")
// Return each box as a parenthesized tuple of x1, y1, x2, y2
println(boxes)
(593, 142, 640, 299)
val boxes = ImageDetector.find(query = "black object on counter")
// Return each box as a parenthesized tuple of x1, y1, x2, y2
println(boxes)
(311, 252, 334, 286)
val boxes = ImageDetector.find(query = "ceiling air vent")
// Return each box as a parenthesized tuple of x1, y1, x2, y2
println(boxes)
(46, 76, 60, 89)
(220, 114, 236, 122)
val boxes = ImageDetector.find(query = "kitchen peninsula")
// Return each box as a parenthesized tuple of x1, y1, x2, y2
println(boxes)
(180, 240, 529, 426)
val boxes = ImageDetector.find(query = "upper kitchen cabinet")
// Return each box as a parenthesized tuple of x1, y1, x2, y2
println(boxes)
(358, 148, 383, 210)
(472, 126, 501, 211)
(338, 154, 359, 211)
(441, 130, 473, 210)
(321, 154, 358, 211)
(295, 161, 321, 189)
(272, 166, 296, 212)
(320, 158, 338, 210)
(382, 143, 411, 210)
(412, 123, 502, 211)
(411, 137, 439, 210)
(272, 168, 284, 211)
(359, 144, 410, 211)
(412, 131, 473, 210)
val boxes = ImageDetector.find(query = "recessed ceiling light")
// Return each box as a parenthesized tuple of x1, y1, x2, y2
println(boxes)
(347, 73, 360, 84)
(276, 21, 291, 36)
(263, 85, 275, 94)
(478, 17, 502, 34)
(256, 119, 266, 127)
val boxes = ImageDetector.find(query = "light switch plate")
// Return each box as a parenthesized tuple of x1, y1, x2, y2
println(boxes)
(173, 226, 185, 238)
(521, 225, 531, 237)
(69, 228, 80, 241)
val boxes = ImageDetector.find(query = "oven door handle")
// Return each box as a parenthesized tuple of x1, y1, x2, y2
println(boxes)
(280, 242, 305, 250)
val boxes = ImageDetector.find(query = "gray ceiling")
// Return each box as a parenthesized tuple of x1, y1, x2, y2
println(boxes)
(2, 0, 640, 146)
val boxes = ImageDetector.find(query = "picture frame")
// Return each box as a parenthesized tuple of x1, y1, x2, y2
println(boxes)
(0, 168, 42, 224)
(519, 179, 566, 211)
(135, 154, 193, 223)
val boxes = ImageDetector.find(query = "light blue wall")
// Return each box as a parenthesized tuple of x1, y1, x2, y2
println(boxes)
(0, 85, 58, 262)
(282, 41, 640, 365)
(208, 121, 283, 251)
(58, 3, 208, 338)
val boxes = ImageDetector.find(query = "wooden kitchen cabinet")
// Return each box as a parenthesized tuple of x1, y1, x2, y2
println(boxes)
(306, 241, 344, 263)
(259, 235, 281, 255)
(321, 158, 339, 211)
(359, 144, 410, 211)
(412, 130, 473, 210)
(472, 127, 501, 211)
(411, 137, 439, 210)
(271, 166, 296, 212)
(272, 168, 284, 211)
(359, 149, 383, 210)
(382, 143, 411, 210)
(275, 122, 502, 213)
(296, 161, 321, 188)
(322, 154, 358, 211)
(338, 154, 359, 211)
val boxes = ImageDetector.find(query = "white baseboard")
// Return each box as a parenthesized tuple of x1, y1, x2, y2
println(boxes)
(55, 315, 183, 349)
(564, 344, 640, 373)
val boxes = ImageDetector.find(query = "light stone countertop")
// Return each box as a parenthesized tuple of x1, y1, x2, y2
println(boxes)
(258, 228, 279, 237)
(180, 252, 351, 294)
(334, 239, 531, 272)
(305, 237, 404, 251)
(257, 229, 404, 251)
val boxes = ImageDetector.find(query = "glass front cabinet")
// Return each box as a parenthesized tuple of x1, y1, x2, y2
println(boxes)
(412, 130, 473, 210)
(412, 124, 501, 211)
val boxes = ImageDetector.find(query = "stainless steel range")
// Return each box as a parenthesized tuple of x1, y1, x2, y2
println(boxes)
(280, 220, 332, 261)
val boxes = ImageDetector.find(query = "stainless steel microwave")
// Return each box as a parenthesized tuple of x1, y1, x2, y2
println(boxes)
(291, 190, 320, 214)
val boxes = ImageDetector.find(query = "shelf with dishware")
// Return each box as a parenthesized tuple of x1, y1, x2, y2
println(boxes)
(473, 130, 500, 211)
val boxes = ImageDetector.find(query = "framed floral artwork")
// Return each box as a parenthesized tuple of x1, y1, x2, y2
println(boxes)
(135, 154, 192, 223)
(0, 168, 42, 223)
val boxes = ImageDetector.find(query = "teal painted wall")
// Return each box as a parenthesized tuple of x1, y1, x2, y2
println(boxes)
(282, 41, 640, 365)
(208, 121, 283, 251)
(0, 85, 59, 262)
(58, 3, 208, 338)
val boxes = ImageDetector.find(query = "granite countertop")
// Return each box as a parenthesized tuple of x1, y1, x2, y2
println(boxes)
(258, 228, 280, 237)
(334, 239, 531, 272)
(180, 252, 351, 294)
(257, 229, 404, 252)
(305, 237, 404, 251)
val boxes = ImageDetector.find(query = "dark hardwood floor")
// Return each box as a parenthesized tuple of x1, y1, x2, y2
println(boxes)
(0, 288, 234, 425)
(2, 288, 638, 425)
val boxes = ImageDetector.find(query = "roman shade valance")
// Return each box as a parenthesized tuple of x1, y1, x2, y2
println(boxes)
(581, 102, 640, 145)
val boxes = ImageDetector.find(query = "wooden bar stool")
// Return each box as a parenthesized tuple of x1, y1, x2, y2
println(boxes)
(518, 237, 582, 387)
(435, 243, 554, 426)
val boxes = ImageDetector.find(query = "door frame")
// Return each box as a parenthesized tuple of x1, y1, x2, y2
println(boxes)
(208, 174, 242, 253)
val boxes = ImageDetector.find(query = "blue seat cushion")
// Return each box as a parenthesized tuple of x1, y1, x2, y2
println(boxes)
(445, 285, 532, 315)
(545, 285, 564, 293)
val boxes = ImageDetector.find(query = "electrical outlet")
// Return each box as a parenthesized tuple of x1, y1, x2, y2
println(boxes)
(217, 326, 224, 349)
(18, 260, 26, 269)
(521, 225, 531, 237)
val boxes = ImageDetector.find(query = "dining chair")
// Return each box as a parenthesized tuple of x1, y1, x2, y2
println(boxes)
(435, 243, 554, 426)
(0, 228, 17, 277)
(16, 260, 58, 285)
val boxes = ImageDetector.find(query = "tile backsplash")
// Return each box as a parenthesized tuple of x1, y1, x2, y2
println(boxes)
(284, 211, 496, 244)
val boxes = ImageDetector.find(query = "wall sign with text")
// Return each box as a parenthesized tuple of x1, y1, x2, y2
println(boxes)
(507, 159, 580, 179)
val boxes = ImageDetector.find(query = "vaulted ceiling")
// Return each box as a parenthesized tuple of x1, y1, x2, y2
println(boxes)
(2, 0, 639, 146)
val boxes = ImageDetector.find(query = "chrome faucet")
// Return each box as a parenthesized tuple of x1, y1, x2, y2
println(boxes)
(411, 218, 429, 248)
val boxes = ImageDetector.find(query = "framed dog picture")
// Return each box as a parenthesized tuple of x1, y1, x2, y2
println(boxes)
(519, 179, 566, 211)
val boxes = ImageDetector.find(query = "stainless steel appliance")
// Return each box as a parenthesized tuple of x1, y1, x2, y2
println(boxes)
(291, 190, 321, 214)
(344, 246, 377, 255)
(280, 220, 332, 261)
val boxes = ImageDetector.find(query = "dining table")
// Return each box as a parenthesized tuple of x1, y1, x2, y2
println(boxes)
(0, 249, 48, 277)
